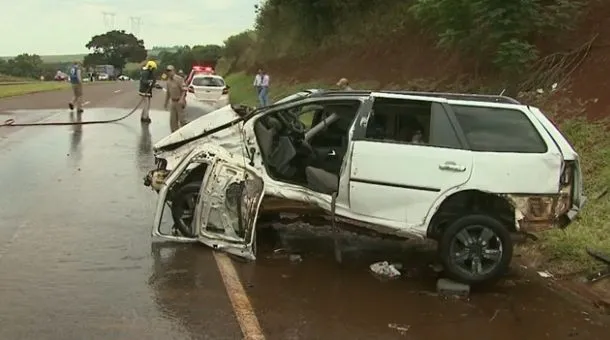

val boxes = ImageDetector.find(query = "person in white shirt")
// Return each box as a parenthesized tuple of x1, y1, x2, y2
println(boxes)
(253, 69, 262, 99)
(253, 68, 270, 107)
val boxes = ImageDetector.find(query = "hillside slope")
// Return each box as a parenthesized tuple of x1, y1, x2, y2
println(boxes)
(253, 0, 609, 119)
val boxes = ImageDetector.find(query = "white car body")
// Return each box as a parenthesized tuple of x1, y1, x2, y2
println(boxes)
(146, 90, 586, 284)
(118, 75, 130, 81)
(98, 73, 109, 81)
(187, 74, 230, 109)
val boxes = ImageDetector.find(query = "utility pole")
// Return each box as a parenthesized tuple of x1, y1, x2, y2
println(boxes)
(102, 12, 116, 30)
(130, 16, 142, 35)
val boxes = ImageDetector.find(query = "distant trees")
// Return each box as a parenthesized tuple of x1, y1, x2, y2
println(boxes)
(84, 30, 148, 73)
(157, 44, 223, 73)
(0, 54, 46, 79)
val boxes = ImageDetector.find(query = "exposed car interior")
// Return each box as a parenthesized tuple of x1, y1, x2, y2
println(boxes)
(253, 99, 362, 194)
(365, 98, 432, 144)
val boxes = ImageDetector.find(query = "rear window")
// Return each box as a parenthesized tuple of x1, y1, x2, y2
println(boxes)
(451, 105, 548, 153)
(192, 77, 225, 87)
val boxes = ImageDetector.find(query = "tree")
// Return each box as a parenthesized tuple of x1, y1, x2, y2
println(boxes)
(2, 54, 44, 78)
(85, 30, 147, 72)
(158, 44, 224, 73)
(410, 0, 585, 92)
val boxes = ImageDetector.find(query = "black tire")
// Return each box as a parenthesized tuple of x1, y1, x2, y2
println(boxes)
(170, 182, 202, 238)
(438, 214, 513, 285)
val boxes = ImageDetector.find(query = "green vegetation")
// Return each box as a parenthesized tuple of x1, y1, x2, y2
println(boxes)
(224, 71, 610, 274)
(156, 44, 223, 73)
(0, 82, 70, 98)
(84, 30, 147, 71)
(0, 73, 30, 83)
(38, 54, 85, 64)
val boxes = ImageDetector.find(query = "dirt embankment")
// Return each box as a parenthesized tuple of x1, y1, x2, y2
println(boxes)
(262, 1, 610, 120)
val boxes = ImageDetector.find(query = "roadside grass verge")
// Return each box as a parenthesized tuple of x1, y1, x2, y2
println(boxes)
(0, 73, 31, 83)
(225, 71, 610, 274)
(0, 82, 71, 99)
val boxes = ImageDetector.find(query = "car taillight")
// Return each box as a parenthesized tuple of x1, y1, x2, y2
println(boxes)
(556, 161, 575, 216)
(222, 87, 229, 95)
(188, 86, 194, 93)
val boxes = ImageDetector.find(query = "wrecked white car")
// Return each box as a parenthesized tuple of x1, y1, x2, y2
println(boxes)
(144, 89, 586, 284)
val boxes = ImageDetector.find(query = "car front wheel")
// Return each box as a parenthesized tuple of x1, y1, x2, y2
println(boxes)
(170, 182, 202, 238)
(438, 214, 513, 285)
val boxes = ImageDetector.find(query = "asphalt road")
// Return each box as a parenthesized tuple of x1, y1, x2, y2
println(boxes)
(0, 82, 609, 340)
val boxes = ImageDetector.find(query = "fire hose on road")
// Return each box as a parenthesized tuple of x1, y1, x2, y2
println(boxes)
(0, 97, 145, 127)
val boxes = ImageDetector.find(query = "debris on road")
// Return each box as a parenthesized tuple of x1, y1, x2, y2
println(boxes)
(429, 263, 443, 273)
(289, 254, 303, 263)
(538, 270, 554, 278)
(370, 261, 401, 279)
(437, 278, 470, 298)
(388, 323, 410, 335)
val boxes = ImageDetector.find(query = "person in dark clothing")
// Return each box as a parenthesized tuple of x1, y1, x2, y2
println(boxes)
(138, 60, 157, 123)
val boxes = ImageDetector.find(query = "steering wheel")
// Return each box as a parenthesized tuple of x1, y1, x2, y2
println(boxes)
(277, 112, 305, 135)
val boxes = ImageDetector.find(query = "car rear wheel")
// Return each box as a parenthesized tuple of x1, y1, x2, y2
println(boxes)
(438, 214, 513, 285)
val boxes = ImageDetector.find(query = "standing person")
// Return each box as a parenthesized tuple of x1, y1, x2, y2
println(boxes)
(258, 69, 270, 107)
(164, 65, 188, 133)
(138, 60, 157, 123)
(253, 68, 262, 100)
(68, 61, 84, 113)
(336, 78, 353, 91)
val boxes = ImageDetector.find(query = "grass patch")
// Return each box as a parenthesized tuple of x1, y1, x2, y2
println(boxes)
(225, 71, 610, 274)
(0, 73, 31, 83)
(0, 82, 71, 98)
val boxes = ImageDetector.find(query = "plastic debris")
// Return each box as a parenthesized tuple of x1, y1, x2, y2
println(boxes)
(388, 323, 410, 335)
(370, 261, 401, 279)
(537, 270, 554, 278)
(437, 278, 470, 298)
(289, 254, 302, 263)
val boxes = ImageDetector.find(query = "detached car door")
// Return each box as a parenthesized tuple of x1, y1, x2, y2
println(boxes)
(347, 92, 473, 228)
(152, 148, 265, 260)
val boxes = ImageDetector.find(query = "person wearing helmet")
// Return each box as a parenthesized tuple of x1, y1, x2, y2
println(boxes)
(138, 60, 158, 123)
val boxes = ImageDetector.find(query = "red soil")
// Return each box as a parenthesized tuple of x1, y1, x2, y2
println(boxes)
(262, 0, 610, 120)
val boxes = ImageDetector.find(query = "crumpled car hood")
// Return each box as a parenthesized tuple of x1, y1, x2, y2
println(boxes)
(153, 104, 240, 151)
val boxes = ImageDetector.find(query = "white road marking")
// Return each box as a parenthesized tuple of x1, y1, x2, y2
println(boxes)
(114, 90, 121, 93)
(83, 101, 90, 106)
(213, 252, 266, 340)
(0, 221, 28, 261)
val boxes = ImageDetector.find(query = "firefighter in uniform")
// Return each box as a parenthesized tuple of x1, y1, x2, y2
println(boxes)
(138, 60, 157, 123)
(164, 65, 188, 132)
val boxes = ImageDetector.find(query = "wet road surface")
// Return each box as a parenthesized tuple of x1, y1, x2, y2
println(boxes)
(0, 82, 609, 339)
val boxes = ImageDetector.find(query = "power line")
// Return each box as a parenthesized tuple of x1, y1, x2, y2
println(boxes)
(130, 17, 142, 35)
(102, 12, 116, 30)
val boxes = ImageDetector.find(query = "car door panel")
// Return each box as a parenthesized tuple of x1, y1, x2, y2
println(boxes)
(347, 92, 473, 227)
(195, 160, 265, 260)
(152, 148, 265, 260)
(446, 102, 563, 194)
(350, 141, 473, 225)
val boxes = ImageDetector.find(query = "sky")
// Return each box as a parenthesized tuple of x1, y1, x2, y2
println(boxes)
(0, 0, 258, 56)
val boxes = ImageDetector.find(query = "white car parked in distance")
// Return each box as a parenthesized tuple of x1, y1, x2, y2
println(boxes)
(187, 74, 230, 109)
(144, 89, 586, 285)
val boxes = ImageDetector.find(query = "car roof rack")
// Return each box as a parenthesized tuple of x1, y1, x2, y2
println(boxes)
(311, 89, 521, 105)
